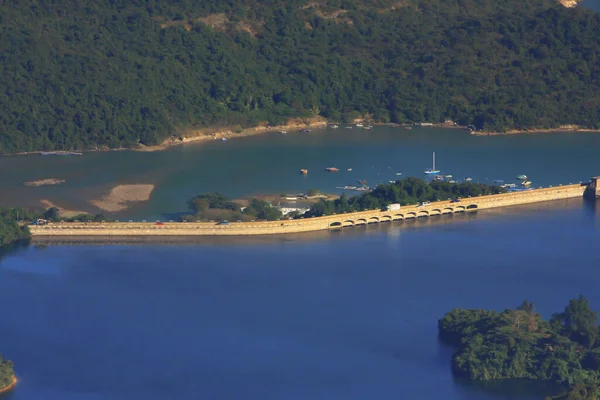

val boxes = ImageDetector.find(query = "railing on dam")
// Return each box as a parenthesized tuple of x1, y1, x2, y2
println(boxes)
(29, 183, 588, 237)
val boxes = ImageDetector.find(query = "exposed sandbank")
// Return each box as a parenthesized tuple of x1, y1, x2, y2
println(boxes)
(40, 199, 88, 218)
(24, 178, 66, 187)
(0, 375, 17, 395)
(90, 184, 155, 212)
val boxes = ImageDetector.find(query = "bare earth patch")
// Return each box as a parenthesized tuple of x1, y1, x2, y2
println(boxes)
(90, 184, 155, 212)
(40, 200, 88, 218)
(558, 0, 582, 7)
(24, 178, 66, 187)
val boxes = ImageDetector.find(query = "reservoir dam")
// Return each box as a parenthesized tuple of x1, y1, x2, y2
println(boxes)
(29, 179, 599, 237)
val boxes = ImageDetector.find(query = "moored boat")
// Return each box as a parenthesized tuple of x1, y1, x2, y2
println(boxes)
(300, 169, 308, 175)
(325, 167, 339, 172)
(424, 152, 441, 174)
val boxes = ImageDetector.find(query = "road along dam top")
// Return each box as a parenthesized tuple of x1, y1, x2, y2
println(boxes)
(29, 183, 588, 237)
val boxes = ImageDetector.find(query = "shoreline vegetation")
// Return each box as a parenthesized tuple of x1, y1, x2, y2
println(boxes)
(0, 375, 16, 395)
(439, 297, 600, 400)
(0, 356, 15, 395)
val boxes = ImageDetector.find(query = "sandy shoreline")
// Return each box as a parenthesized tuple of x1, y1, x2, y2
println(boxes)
(0, 375, 17, 395)
(3, 119, 600, 156)
(474, 125, 600, 136)
(90, 184, 155, 212)
(136, 116, 329, 152)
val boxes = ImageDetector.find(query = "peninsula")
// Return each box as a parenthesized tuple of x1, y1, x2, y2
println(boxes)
(1, 0, 600, 153)
(27, 177, 598, 237)
(439, 296, 600, 399)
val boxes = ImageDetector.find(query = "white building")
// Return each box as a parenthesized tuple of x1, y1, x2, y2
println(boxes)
(278, 207, 309, 216)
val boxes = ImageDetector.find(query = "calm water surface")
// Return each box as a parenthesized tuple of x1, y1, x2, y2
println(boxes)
(581, 0, 600, 11)
(3, 7, 600, 396)
(0, 199, 599, 400)
(1, 127, 600, 220)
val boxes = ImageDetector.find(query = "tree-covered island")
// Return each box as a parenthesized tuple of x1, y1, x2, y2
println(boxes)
(182, 178, 505, 221)
(439, 297, 600, 399)
(2, 0, 600, 152)
(0, 355, 16, 394)
(304, 178, 506, 217)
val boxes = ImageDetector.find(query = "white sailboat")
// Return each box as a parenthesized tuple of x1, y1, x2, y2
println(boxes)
(424, 152, 440, 174)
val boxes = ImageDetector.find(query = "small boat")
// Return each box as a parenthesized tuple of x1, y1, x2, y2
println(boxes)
(343, 185, 357, 190)
(445, 175, 453, 179)
(325, 167, 339, 172)
(300, 169, 308, 175)
(516, 174, 528, 180)
(424, 152, 440, 174)
(279, 131, 287, 134)
(396, 172, 402, 176)
(356, 123, 364, 127)
(522, 181, 532, 186)
(389, 180, 396, 184)
(331, 125, 339, 129)
(347, 168, 352, 172)
(355, 186, 370, 192)
(300, 129, 311, 132)
(363, 125, 372, 130)
(465, 177, 473, 181)
(501, 183, 517, 188)
(220, 138, 227, 142)
(345, 126, 353, 129)
(357, 180, 368, 185)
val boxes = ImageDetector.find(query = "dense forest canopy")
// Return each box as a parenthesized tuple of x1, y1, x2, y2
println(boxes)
(0, 354, 15, 391)
(304, 178, 505, 217)
(1, 0, 600, 152)
(439, 297, 600, 399)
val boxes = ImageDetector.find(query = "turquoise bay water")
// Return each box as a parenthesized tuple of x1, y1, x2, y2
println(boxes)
(1, 199, 599, 400)
(1, 127, 600, 220)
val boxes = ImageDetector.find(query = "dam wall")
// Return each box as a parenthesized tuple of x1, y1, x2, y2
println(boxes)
(29, 183, 588, 237)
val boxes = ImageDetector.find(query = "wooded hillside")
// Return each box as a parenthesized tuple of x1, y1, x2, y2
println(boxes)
(1, 0, 599, 152)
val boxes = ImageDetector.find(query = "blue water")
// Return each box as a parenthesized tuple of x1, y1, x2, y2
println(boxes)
(581, 0, 600, 11)
(1, 199, 599, 399)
